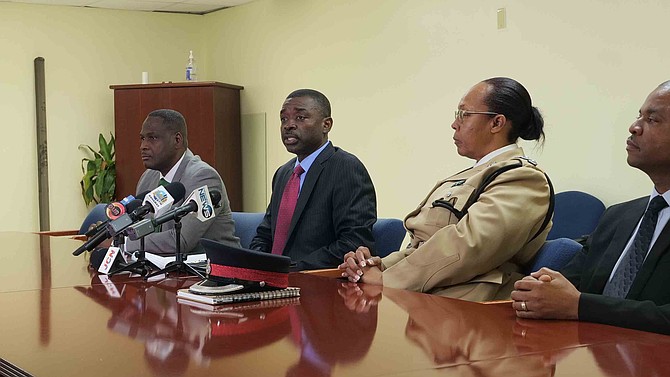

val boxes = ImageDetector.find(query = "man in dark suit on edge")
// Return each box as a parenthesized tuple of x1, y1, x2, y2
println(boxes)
(511, 80, 670, 334)
(249, 89, 377, 270)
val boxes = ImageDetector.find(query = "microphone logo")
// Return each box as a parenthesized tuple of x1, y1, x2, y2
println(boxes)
(105, 202, 126, 219)
(152, 190, 170, 204)
(201, 204, 213, 219)
(143, 185, 175, 217)
(197, 187, 214, 219)
(193, 186, 215, 221)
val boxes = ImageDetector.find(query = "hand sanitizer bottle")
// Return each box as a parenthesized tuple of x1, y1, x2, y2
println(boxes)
(186, 50, 197, 81)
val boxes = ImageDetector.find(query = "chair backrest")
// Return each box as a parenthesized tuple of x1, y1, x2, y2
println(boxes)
(547, 190, 605, 240)
(372, 218, 406, 258)
(232, 212, 265, 249)
(79, 203, 109, 235)
(525, 237, 582, 274)
(231, 213, 406, 257)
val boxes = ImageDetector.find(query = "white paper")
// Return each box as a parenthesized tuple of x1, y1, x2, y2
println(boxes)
(143, 252, 206, 270)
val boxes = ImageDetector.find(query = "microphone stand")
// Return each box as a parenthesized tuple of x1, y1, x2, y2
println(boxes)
(110, 236, 159, 277)
(145, 218, 204, 280)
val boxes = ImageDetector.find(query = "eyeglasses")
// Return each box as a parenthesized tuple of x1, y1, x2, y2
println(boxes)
(454, 109, 499, 122)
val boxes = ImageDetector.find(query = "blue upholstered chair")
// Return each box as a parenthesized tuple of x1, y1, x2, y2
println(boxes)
(372, 218, 406, 258)
(78, 203, 108, 235)
(230, 212, 407, 258)
(547, 191, 606, 241)
(525, 237, 582, 274)
(231, 212, 265, 249)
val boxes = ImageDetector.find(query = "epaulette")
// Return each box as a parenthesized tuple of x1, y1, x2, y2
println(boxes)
(516, 156, 538, 166)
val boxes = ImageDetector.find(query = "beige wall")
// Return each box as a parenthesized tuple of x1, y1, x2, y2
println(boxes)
(205, 0, 666, 220)
(0, 3, 204, 231)
(1, 0, 668, 231)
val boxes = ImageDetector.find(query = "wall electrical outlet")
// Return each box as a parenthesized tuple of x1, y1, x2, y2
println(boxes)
(497, 8, 506, 29)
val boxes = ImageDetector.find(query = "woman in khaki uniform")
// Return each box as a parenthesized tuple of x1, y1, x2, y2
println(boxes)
(339, 77, 553, 302)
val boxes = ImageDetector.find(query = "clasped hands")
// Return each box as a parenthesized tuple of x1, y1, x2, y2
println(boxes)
(337, 282, 383, 313)
(337, 246, 384, 285)
(510, 267, 580, 320)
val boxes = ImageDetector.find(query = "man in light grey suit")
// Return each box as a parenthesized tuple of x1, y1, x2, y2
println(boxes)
(126, 109, 240, 256)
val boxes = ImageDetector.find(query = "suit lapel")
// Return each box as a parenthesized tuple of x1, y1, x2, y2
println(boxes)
(588, 199, 647, 292)
(628, 217, 670, 298)
(172, 150, 192, 182)
(169, 149, 194, 206)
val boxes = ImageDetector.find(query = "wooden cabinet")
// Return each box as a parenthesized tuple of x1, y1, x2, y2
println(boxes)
(109, 81, 244, 210)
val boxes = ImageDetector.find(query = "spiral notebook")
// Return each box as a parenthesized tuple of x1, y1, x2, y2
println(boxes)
(176, 287, 301, 305)
(177, 296, 300, 314)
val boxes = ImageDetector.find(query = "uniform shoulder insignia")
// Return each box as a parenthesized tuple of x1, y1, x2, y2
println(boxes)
(517, 156, 537, 166)
(450, 179, 466, 187)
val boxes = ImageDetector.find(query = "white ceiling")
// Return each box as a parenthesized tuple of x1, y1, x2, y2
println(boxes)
(2, 0, 256, 14)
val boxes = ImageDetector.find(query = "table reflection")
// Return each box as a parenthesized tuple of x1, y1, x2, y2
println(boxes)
(385, 289, 561, 376)
(76, 273, 379, 377)
(76, 276, 198, 376)
(5, 231, 670, 377)
(286, 280, 378, 376)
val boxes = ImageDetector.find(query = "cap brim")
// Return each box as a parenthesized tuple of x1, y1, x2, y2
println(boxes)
(188, 279, 245, 295)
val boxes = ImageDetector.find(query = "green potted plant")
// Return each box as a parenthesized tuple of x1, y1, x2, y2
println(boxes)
(80, 133, 116, 206)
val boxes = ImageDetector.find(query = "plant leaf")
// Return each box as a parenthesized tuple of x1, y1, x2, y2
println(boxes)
(99, 133, 113, 161)
(80, 132, 116, 206)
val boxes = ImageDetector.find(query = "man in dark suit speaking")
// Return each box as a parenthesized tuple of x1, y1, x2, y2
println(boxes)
(250, 89, 377, 270)
(511, 80, 670, 334)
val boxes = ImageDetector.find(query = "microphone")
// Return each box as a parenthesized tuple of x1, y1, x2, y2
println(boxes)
(125, 199, 144, 213)
(135, 190, 151, 200)
(129, 182, 186, 220)
(83, 195, 136, 237)
(89, 247, 144, 275)
(89, 247, 124, 270)
(72, 183, 186, 256)
(125, 187, 220, 241)
(106, 183, 186, 237)
(156, 188, 220, 224)
(104, 199, 143, 236)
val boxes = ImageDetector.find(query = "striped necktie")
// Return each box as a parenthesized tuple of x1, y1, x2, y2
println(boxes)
(603, 196, 668, 298)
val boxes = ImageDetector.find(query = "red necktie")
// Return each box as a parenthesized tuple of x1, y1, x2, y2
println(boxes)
(272, 164, 304, 255)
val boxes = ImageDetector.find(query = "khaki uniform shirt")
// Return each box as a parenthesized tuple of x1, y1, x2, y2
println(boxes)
(382, 147, 552, 302)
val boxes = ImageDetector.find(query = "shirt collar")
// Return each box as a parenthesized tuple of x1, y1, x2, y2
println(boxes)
(295, 140, 330, 173)
(473, 144, 517, 168)
(161, 152, 186, 183)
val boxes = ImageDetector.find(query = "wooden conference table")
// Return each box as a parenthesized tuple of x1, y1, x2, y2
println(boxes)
(0, 231, 669, 377)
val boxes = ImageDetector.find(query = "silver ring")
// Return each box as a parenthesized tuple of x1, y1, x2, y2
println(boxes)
(520, 301, 528, 312)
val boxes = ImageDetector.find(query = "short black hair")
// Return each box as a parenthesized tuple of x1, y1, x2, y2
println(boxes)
(285, 89, 331, 118)
(146, 109, 189, 148)
(482, 77, 545, 144)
